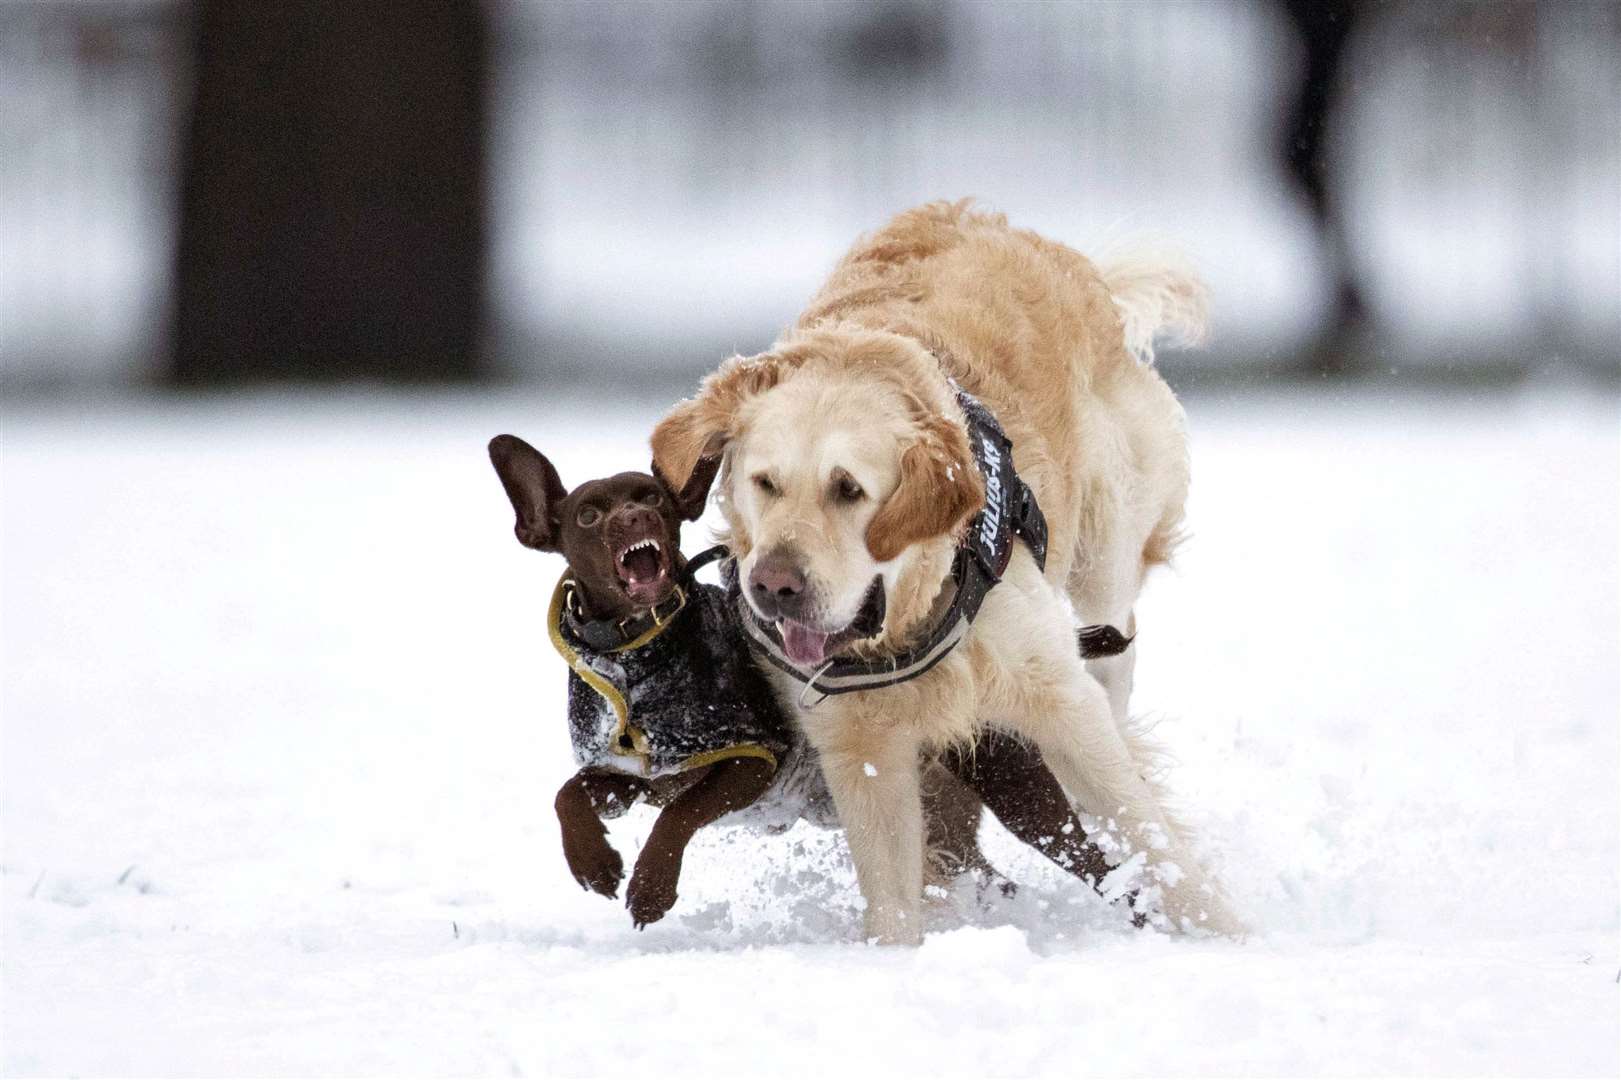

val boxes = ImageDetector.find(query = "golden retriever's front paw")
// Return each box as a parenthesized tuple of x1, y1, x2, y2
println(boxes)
(863, 905, 923, 946)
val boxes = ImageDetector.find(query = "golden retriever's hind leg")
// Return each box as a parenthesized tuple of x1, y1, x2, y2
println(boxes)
(998, 654, 1242, 937)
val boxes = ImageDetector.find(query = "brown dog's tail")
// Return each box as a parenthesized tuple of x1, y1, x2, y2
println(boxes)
(1098, 244, 1210, 365)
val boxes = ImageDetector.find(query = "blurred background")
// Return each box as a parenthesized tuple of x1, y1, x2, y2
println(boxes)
(3, 0, 1618, 393)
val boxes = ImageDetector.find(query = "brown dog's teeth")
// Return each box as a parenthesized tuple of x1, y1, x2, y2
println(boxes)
(618, 538, 663, 569)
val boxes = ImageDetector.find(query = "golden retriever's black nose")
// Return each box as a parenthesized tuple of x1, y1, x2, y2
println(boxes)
(749, 552, 806, 618)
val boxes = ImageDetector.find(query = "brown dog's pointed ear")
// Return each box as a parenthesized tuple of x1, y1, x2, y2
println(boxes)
(488, 434, 569, 551)
(865, 413, 986, 563)
(653, 452, 722, 522)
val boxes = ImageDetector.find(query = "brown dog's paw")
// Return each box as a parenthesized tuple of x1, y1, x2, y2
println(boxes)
(563, 836, 624, 899)
(624, 864, 679, 929)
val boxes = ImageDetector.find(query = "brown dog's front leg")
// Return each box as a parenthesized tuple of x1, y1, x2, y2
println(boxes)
(943, 732, 1119, 894)
(555, 770, 645, 898)
(625, 757, 775, 928)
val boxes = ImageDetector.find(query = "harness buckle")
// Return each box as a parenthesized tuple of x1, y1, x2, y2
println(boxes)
(651, 584, 686, 628)
(611, 584, 686, 640)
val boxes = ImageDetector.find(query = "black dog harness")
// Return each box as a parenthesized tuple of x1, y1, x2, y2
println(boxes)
(738, 386, 1132, 700)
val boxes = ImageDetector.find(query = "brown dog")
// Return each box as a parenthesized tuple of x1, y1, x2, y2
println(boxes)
(490, 433, 1127, 930)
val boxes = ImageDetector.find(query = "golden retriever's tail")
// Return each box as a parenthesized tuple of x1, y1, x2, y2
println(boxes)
(1098, 246, 1210, 365)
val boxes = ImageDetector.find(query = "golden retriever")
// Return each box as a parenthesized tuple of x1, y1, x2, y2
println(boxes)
(651, 201, 1238, 943)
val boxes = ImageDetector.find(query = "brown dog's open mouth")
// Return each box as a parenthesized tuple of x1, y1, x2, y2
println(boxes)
(615, 537, 671, 605)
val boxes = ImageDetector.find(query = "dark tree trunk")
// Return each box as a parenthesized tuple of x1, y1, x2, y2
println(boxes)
(1278, 0, 1370, 377)
(171, 0, 487, 384)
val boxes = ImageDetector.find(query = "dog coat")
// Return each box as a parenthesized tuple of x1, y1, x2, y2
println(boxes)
(548, 570, 795, 780)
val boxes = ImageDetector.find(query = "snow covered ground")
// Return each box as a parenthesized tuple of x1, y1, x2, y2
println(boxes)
(3, 383, 1617, 1077)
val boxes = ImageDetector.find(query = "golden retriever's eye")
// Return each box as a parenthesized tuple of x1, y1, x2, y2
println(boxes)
(577, 506, 602, 527)
(641, 490, 662, 508)
(835, 476, 865, 503)
(753, 474, 779, 498)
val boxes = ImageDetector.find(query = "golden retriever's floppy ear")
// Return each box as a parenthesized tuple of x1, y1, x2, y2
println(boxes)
(866, 412, 986, 563)
(653, 451, 722, 522)
(649, 351, 798, 515)
(649, 397, 727, 521)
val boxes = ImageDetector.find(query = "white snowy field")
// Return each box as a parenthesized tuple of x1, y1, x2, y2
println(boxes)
(2, 383, 1617, 1077)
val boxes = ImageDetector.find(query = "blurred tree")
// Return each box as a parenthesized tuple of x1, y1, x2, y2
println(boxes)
(1278, 0, 1368, 377)
(172, 1, 487, 384)
(832, 0, 949, 77)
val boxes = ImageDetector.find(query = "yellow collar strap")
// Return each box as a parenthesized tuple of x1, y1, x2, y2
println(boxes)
(548, 575, 650, 768)
(559, 575, 688, 655)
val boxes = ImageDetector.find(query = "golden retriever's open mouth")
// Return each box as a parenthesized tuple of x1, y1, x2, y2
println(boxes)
(758, 577, 887, 667)
(776, 620, 830, 667)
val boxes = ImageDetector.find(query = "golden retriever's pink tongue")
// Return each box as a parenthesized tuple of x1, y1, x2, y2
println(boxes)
(780, 622, 829, 667)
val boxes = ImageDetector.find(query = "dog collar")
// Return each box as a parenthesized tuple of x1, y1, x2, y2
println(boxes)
(557, 546, 730, 653)
(561, 579, 688, 654)
(737, 385, 1086, 701)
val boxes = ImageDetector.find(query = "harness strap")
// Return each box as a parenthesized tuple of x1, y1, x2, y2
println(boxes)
(685, 544, 729, 579)
(954, 385, 1048, 579)
(1077, 623, 1136, 659)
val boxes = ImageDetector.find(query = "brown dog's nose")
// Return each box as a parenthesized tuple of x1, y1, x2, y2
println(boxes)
(612, 504, 662, 534)
(750, 551, 807, 618)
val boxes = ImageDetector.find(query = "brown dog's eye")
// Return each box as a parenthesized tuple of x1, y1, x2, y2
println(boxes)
(577, 506, 601, 528)
(835, 476, 864, 503)
(641, 490, 662, 507)
(753, 474, 779, 498)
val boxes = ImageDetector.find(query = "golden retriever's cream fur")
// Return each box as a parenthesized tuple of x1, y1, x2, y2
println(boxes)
(652, 201, 1236, 943)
